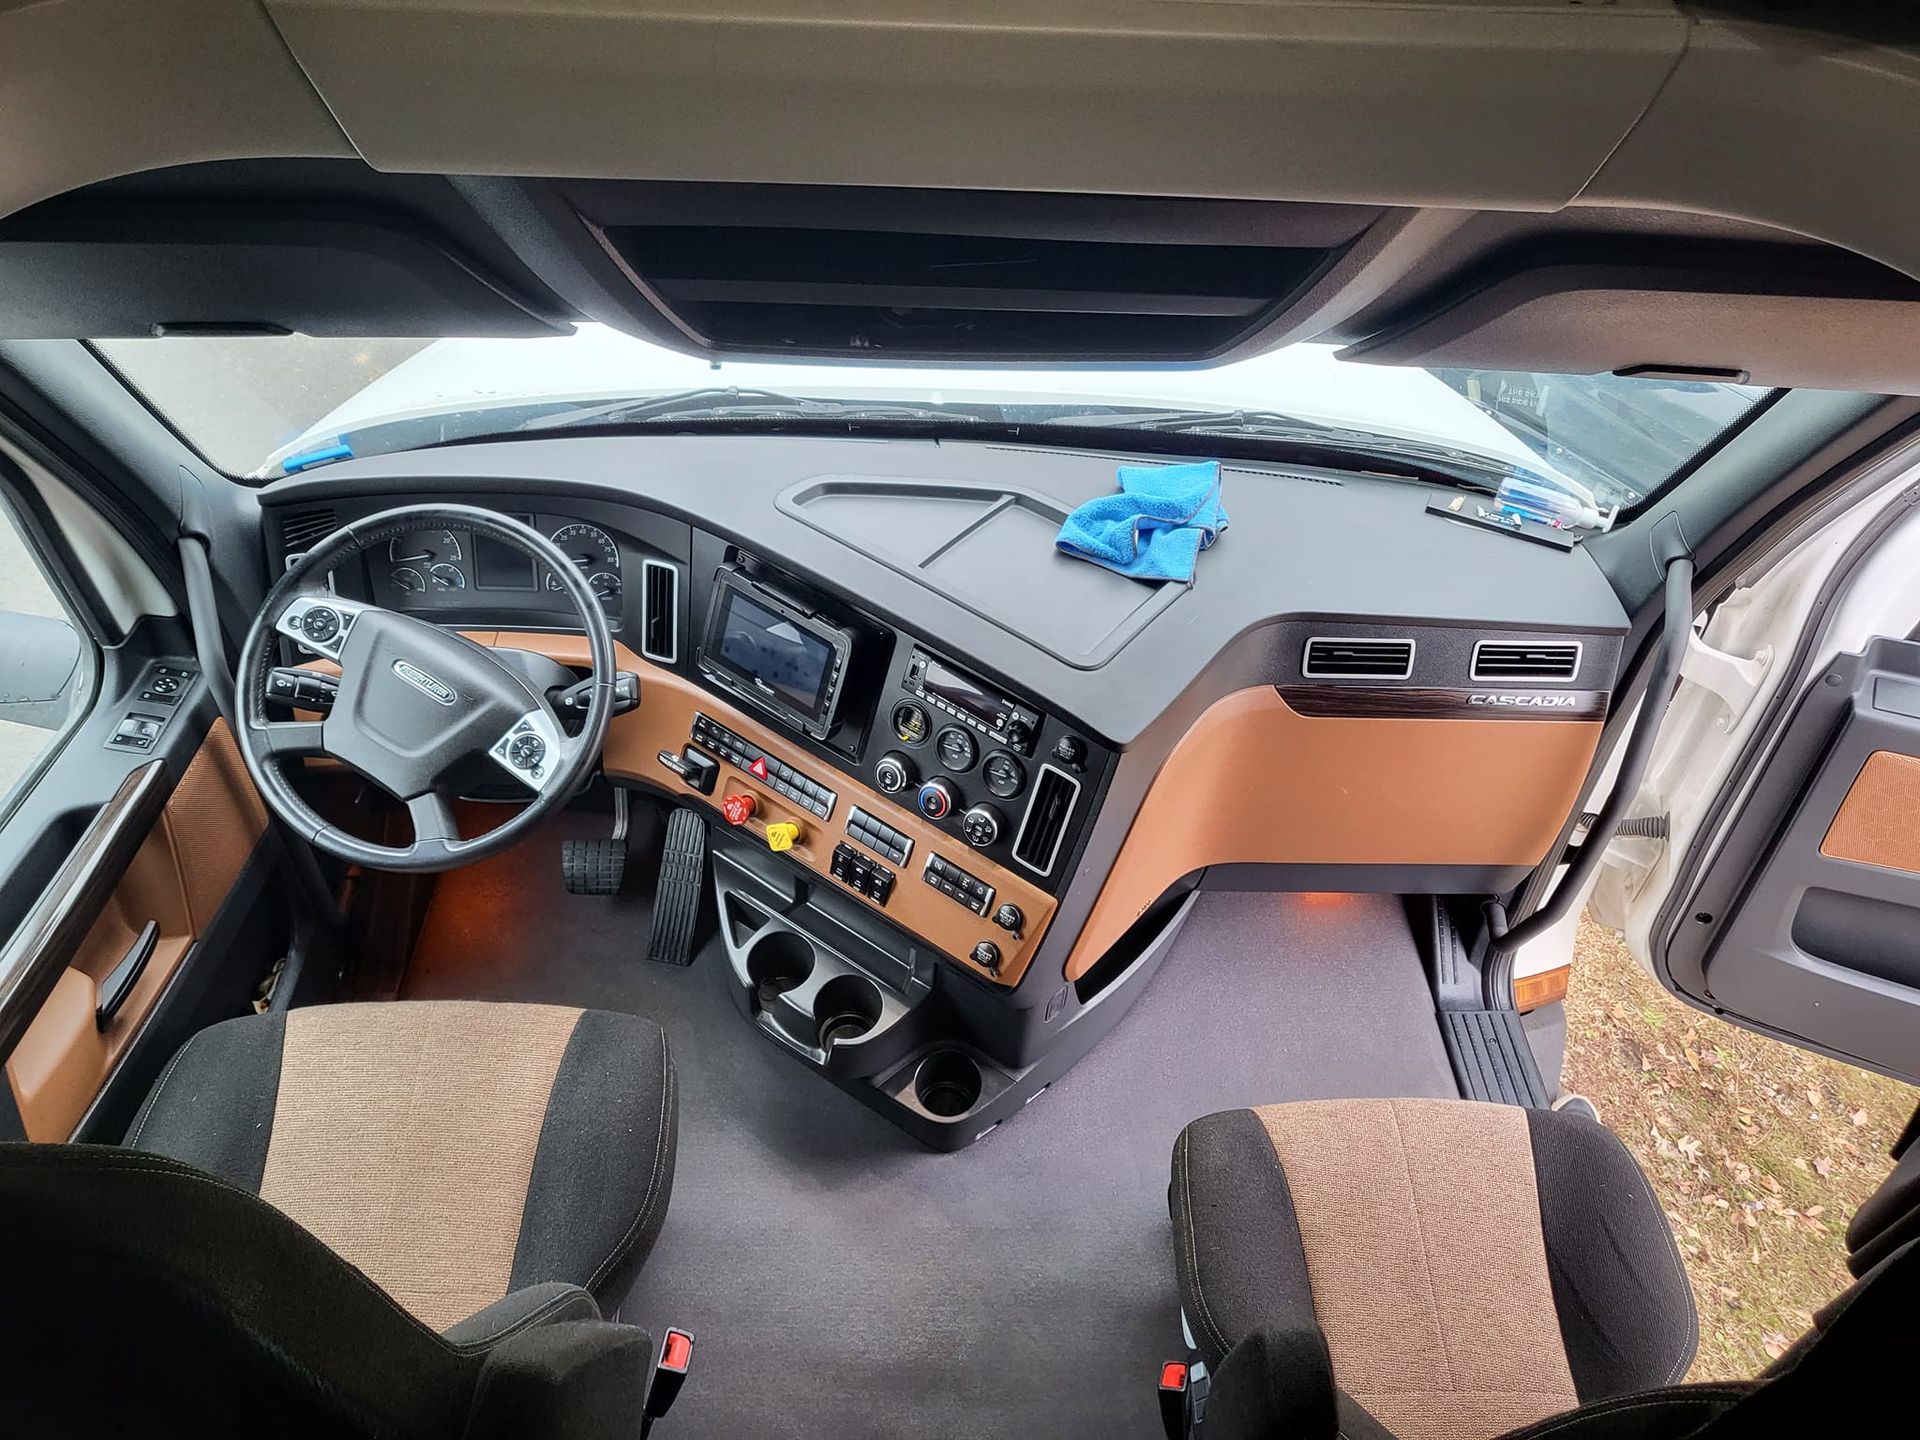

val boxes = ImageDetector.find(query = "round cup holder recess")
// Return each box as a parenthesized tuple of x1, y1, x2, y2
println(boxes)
(813, 974, 883, 1050)
(913, 1049, 984, 1118)
(746, 931, 815, 1008)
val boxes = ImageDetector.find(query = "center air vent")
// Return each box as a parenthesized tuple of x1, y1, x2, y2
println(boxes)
(279, 506, 339, 552)
(1012, 764, 1081, 877)
(1471, 641, 1581, 683)
(1302, 637, 1414, 680)
(640, 559, 679, 663)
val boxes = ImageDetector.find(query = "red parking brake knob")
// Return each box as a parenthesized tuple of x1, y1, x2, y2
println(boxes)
(722, 792, 758, 826)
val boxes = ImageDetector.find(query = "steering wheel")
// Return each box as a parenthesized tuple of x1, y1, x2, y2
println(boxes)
(234, 505, 616, 872)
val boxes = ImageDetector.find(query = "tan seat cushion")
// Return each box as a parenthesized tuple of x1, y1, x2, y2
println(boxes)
(128, 1000, 678, 1333)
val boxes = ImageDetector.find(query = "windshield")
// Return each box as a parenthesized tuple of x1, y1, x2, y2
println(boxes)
(95, 326, 1769, 511)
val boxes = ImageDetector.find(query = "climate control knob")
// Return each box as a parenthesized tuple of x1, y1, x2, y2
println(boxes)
(959, 804, 1003, 849)
(875, 751, 916, 795)
(916, 778, 958, 821)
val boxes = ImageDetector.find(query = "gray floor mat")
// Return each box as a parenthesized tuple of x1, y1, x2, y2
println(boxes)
(405, 833, 1455, 1440)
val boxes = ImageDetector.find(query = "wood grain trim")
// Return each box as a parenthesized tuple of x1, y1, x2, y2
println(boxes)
(1821, 750, 1920, 874)
(484, 632, 1053, 987)
(1063, 688, 1601, 982)
(5, 721, 268, 1141)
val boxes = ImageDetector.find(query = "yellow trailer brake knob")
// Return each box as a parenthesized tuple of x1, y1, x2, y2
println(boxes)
(764, 821, 801, 852)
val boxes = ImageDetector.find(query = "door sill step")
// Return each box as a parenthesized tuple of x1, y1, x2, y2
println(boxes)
(1440, 1008, 1549, 1107)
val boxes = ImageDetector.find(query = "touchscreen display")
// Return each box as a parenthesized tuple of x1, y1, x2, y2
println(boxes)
(718, 590, 834, 715)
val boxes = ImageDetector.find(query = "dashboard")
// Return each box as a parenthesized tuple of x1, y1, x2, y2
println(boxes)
(264, 432, 1630, 997)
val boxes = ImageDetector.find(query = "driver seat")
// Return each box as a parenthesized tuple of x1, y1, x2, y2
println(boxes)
(0, 1000, 678, 1438)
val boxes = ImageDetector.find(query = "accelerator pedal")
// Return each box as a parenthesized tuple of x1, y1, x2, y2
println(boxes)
(647, 807, 708, 966)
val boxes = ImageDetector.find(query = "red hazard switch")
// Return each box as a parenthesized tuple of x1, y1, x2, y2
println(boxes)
(722, 792, 758, 826)
(749, 756, 770, 781)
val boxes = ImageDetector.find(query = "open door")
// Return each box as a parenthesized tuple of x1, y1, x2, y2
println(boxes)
(1607, 482, 1920, 1087)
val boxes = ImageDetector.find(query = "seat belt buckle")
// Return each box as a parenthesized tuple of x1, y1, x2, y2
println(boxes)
(1158, 1358, 1209, 1438)
(642, 1328, 694, 1436)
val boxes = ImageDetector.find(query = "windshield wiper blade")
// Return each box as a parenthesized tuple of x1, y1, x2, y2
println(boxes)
(1047, 407, 1512, 486)
(520, 387, 981, 431)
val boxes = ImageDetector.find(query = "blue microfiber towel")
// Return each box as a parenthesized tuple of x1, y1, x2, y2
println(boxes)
(1055, 460, 1228, 583)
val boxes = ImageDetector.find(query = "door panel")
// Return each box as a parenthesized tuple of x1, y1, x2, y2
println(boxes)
(4, 722, 265, 1140)
(1664, 637, 1920, 1082)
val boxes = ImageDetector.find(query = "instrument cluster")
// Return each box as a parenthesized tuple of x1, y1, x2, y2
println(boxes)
(373, 516, 625, 615)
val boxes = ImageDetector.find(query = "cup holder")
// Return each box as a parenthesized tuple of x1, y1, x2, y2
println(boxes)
(913, 1049, 984, 1118)
(746, 931, 815, 1007)
(814, 974, 883, 1050)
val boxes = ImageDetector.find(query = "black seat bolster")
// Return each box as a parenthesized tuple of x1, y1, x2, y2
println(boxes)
(442, 1283, 603, 1352)
(123, 1009, 287, 1188)
(0, 1143, 478, 1439)
(1170, 1108, 1319, 1368)
(462, 1321, 654, 1440)
(1524, 1109, 1699, 1398)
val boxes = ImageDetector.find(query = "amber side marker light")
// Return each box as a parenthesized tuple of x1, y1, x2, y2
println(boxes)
(1513, 964, 1571, 1013)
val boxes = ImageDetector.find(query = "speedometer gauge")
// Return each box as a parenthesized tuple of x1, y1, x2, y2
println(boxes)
(547, 523, 620, 591)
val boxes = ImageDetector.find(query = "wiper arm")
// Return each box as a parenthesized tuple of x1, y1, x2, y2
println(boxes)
(520, 387, 981, 430)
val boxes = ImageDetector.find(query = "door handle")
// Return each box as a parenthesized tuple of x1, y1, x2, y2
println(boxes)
(95, 920, 160, 1030)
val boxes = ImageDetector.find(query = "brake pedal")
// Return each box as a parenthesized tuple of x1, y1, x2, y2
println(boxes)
(562, 838, 627, 895)
(647, 807, 708, 966)
(562, 786, 632, 896)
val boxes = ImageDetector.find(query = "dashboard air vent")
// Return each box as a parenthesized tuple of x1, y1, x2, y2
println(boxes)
(1302, 637, 1414, 680)
(640, 559, 679, 664)
(279, 506, 338, 553)
(1471, 641, 1581, 683)
(1012, 763, 1081, 877)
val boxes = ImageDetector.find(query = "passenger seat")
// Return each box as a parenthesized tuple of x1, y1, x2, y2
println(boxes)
(1171, 1098, 1695, 1440)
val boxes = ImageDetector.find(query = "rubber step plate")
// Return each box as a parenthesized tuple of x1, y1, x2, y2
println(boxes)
(1441, 1008, 1550, 1107)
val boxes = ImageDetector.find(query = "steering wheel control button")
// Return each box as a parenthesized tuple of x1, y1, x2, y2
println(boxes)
(721, 792, 758, 826)
(846, 807, 912, 866)
(982, 750, 1026, 798)
(830, 842, 896, 904)
(891, 701, 931, 746)
(874, 751, 915, 795)
(507, 733, 547, 771)
(690, 713, 835, 819)
(970, 940, 1003, 974)
(960, 804, 1003, 849)
(923, 853, 994, 916)
(299, 607, 341, 645)
(935, 725, 978, 773)
(993, 902, 1025, 937)
(916, 777, 958, 821)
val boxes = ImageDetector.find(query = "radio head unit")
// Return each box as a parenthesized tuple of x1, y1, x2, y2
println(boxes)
(698, 566, 856, 741)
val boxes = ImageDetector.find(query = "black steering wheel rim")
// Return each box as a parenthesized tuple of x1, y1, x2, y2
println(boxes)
(234, 504, 616, 872)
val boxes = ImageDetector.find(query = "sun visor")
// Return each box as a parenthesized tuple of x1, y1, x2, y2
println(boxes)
(0, 202, 570, 339)
(1339, 249, 1920, 396)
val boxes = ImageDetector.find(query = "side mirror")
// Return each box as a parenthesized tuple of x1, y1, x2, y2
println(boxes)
(0, 610, 82, 730)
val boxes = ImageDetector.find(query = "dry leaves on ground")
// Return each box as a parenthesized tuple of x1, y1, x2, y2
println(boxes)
(1561, 914, 1918, 1382)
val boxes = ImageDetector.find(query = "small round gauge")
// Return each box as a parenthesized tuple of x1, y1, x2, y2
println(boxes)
(388, 529, 461, 566)
(547, 523, 621, 590)
(936, 724, 979, 773)
(428, 563, 467, 592)
(891, 701, 931, 746)
(588, 571, 622, 601)
(390, 566, 426, 594)
(982, 750, 1026, 799)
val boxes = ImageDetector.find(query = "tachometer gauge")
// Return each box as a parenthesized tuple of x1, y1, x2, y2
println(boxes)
(390, 565, 426, 594)
(589, 571, 621, 601)
(388, 529, 461, 566)
(428, 563, 467, 592)
(546, 523, 620, 590)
